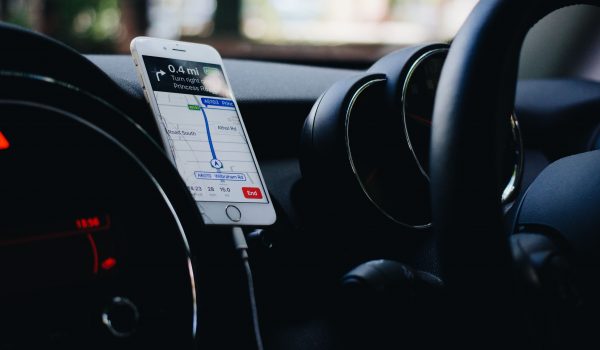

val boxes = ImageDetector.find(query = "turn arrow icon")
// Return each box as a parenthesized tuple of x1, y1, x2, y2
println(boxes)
(156, 69, 166, 82)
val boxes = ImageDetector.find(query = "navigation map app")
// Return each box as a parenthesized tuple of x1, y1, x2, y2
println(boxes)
(142, 55, 268, 203)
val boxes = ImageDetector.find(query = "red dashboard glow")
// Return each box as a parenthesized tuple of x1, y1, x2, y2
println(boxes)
(0, 215, 111, 247)
(75, 217, 101, 229)
(101, 257, 117, 271)
(0, 131, 10, 150)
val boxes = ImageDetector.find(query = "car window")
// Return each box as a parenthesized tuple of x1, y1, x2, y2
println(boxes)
(0, 0, 477, 67)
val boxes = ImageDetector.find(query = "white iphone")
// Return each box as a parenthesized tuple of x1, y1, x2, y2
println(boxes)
(131, 37, 276, 226)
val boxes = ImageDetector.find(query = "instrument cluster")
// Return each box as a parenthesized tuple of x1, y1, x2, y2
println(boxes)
(301, 44, 523, 229)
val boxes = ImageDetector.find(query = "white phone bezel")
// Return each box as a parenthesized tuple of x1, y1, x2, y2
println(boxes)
(130, 37, 276, 226)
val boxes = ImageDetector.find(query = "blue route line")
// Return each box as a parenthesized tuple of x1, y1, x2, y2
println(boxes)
(200, 106, 218, 161)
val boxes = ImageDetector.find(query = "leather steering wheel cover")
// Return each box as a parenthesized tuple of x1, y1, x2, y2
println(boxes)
(430, 0, 596, 345)
(432, 0, 593, 279)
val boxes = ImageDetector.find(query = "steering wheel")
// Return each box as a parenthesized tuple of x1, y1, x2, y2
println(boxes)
(431, 0, 595, 347)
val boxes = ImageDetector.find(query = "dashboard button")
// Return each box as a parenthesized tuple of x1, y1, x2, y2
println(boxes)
(242, 187, 263, 199)
(102, 296, 139, 338)
(226, 205, 242, 222)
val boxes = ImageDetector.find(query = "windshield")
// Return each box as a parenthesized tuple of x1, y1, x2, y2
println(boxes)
(0, 0, 477, 68)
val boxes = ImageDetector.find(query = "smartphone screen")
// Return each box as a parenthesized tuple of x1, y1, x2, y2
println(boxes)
(141, 55, 268, 204)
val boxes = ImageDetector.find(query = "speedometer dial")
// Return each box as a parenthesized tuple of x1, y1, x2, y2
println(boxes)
(402, 48, 448, 179)
(346, 78, 432, 228)
(402, 48, 523, 205)
(303, 44, 523, 230)
(0, 74, 199, 348)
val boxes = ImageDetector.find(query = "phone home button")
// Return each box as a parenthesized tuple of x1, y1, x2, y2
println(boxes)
(226, 205, 242, 222)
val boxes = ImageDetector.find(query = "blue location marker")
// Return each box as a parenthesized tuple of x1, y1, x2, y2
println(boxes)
(197, 105, 224, 170)
(210, 158, 223, 169)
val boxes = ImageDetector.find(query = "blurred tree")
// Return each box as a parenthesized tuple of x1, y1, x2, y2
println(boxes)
(0, 0, 35, 27)
(118, 0, 148, 52)
(0, 0, 149, 53)
(39, 0, 121, 52)
(213, 0, 241, 37)
(0, 1, 8, 20)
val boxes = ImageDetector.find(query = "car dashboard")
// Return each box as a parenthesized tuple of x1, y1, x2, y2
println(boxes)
(3, 20, 600, 349)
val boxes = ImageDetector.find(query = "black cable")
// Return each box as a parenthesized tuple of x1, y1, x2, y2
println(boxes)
(232, 226, 265, 350)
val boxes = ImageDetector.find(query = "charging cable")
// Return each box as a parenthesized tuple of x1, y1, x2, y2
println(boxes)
(232, 226, 265, 350)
